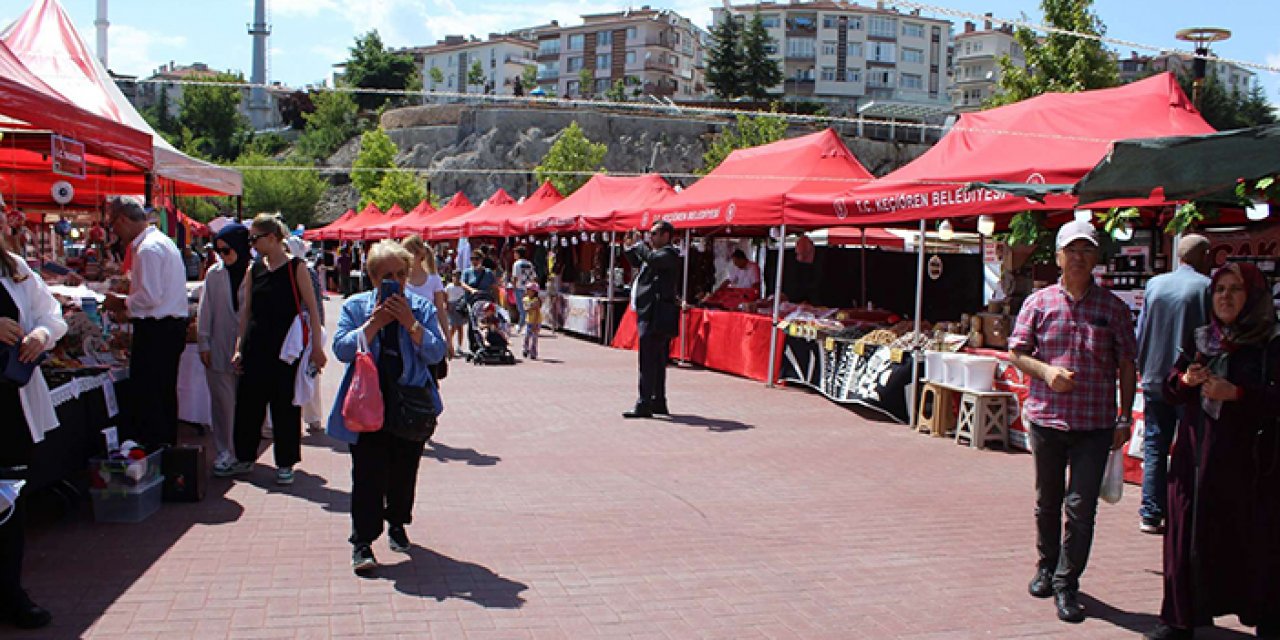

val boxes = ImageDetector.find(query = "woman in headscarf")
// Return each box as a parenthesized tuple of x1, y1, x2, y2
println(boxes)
(197, 223, 250, 473)
(1147, 262, 1280, 640)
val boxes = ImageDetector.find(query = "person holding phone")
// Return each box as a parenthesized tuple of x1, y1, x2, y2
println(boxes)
(328, 240, 447, 575)
(217, 215, 326, 485)
(622, 220, 681, 419)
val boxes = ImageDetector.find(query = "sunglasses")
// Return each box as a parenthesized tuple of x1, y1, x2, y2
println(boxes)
(248, 233, 269, 243)
(215, 246, 233, 255)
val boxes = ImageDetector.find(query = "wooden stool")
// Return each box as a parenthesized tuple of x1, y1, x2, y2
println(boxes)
(915, 383, 957, 437)
(955, 393, 1011, 450)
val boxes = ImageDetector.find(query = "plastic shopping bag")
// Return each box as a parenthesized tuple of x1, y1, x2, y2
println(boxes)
(1100, 448, 1125, 505)
(342, 332, 384, 433)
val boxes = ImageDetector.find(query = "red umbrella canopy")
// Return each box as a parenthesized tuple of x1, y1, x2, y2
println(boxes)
(392, 192, 474, 239)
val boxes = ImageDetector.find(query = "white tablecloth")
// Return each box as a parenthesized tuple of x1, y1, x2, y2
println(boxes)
(177, 343, 211, 426)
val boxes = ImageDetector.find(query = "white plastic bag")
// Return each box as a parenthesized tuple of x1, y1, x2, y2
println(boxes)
(1100, 449, 1125, 504)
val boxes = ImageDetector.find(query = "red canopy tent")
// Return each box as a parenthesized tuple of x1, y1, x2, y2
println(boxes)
(457, 181, 564, 238)
(336, 203, 394, 241)
(178, 211, 210, 238)
(512, 175, 676, 235)
(784, 74, 1216, 227)
(3, 0, 242, 197)
(392, 193, 473, 239)
(824, 227, 907, 250)
(625, 129, 874, 232)
(361, 199, 437, 240)
(430, 190, 515, 241)
(303, 209, 356, 241)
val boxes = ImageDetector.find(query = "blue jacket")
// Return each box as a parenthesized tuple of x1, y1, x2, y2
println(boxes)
(1136, 264, 1210, 397)
(327, 290, 447, 444)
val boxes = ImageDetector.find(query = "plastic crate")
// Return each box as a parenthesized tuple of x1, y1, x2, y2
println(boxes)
(89, 449, 163, 490)
(90, 475, 163, 523)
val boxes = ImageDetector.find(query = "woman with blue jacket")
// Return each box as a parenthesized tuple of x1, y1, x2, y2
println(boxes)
(328, 240, 447, 575)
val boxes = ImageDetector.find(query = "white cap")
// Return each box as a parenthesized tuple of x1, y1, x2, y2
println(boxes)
(1056, 219, 1099, 250)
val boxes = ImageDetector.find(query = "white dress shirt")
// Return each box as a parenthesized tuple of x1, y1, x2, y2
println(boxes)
(127, 225, 189, 319)
(727, 261, 761, 289)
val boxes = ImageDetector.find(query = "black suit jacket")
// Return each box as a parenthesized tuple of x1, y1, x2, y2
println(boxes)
(625, 242, 681, 336)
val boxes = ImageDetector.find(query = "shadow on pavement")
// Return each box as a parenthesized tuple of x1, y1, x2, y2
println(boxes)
(375, 546, 528, 609)
(244, 466, 350, 514)
(1077, 593, 1255, 638)
(424, 441, 502, 466)
(661, 414, 754, 432)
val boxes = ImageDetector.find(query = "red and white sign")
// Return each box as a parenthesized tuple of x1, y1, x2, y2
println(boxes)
(50, 134, 86, 179)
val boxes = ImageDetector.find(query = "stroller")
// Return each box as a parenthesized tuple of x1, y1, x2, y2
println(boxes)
(465, 300, 516, 365)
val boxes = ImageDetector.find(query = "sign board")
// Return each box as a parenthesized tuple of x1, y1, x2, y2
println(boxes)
(50, 135, 86, 179)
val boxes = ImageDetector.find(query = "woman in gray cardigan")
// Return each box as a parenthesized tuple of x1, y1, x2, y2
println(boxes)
(197, 223, 250, 473)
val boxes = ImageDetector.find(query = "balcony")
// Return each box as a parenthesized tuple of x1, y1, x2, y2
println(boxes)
(643, 37, 677, 51)
(785, 18, 818, 36)
(784, 78, 816, 96)
(644, 59, 674, 73)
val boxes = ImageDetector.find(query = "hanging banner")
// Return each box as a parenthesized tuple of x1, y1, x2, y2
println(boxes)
(780, 336, 918, 423)
(50, 134, 86, 179)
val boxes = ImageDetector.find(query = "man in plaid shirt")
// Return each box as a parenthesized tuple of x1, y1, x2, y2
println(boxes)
(1008, 220, 1136, 624)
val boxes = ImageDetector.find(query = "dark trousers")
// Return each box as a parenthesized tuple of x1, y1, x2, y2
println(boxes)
(129, 317, 187, 448)
(1140, 392, 1179, 522)
(637, 320, 673, 406)
(348, 429, 427, 546)
(1029, 423, 1114, 592)
(0, 498, 23, 601)
(233, 358, 301, 467)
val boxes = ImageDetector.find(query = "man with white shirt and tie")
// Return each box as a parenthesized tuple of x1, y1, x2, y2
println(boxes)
(102, 197, 189, 448)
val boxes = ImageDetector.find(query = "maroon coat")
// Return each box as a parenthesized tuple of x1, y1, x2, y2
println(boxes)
(1161, 336, 1280, 629)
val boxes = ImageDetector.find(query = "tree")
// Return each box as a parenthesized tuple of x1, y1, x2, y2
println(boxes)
(604, 79, 627, 103)
(699, 112, 788, 174)
(521, 65, 539, 93)
(740, 10, 783, 99)
(428, 66, 444, 90)
(352, 126, 398, 198)
(1177, 73, 1277, 130)
(535, 121, 608, 196)
(246, 131, 289, 157)
(294, 90, 360, 161)
(706, 13, 745, 99)
(987, 0, 1119, 107)
(465, 59, 486, 92)
(577, 67, 595, 98)
(178, 72, 250, 161)
(235, 153, 328, 229)
(141, 86, 180, 146)
(342, 30, 417, 110)
(367, 170, 427, 211)
(277, 90, 315, 130)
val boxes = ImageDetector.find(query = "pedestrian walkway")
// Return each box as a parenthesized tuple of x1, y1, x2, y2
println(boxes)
(14, 298, 1252, 639)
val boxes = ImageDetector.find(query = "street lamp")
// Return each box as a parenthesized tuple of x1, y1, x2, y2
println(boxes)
(1174, 27, 1231, 108)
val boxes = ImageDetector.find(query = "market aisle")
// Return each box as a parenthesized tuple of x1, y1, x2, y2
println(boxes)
(14, 295, 1251, 639)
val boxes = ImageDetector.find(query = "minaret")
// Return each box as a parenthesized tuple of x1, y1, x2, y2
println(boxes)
(95, 0, 108, 68)
(248, 0, 272, 129)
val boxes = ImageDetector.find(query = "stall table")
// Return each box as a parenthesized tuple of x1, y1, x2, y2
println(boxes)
(778, 334, 919, 423)
(612, 306, 783, 383)
(29, 370, 128, 492)
(555, 294, 628, 341)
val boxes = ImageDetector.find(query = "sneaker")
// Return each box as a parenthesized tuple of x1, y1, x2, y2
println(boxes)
(213, 460, 252, 477)
(1140, 516, 1166, 535)
(352, 545, 377, 575)
(275, 467, 295, 485)
(388, 525, 411, 553)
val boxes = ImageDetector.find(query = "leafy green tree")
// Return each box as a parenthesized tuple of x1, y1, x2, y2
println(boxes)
(706, 14, 745, 99)
(535, 121, 607, 195)
(577, 67, 595, 98)
(521, 65, 539, 92)
(352, 126, 398, 198)
(1177, 73, 1277, 130)
(741, 10, 783, 99)
(141, 86, 181, 145)
(294, 90, 360, 161)
(699, 113, 788, 174)
(428, 66, 444, 89)
(343, 30, 417, 110)
(987, 0, 1119, 107)
(235, 153, 328, 229)
(467, 59, 486, 91)
(604, 79, 627, 102)
(178, 72, 249, 161)
(246, 131, 289, 157)
(367, 170, 427, 211)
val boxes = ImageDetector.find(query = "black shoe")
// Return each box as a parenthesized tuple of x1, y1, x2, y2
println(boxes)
(1140, 516, 1167, 535)
(623, 404, 654, 419)
(388, 526, 411, 554)
(1028, 567, 1054, 598)
(352, 544, 377, 576)
(651, 401, 669, 415)
(1144, 623, 1194, 639)
(0, 591, 52, 630)
(1054, 589, 1085, 623)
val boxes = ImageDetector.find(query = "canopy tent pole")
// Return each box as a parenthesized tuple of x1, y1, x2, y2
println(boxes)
(766, 224, 787, 388)
(860, 227, 868, 307)
(144, 172, 154, 208)
(679, 229, 691, 363)
(911, 218, 927, 422)
(604, 232, 617, 346)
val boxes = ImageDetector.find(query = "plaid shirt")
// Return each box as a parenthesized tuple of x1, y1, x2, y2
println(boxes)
(1008, 281, 1137, 432)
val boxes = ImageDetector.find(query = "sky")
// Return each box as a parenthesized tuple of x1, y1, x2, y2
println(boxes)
(1, 0, 1276, 103)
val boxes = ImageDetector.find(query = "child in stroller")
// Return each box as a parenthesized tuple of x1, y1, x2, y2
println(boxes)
(466, 300, 516, 365)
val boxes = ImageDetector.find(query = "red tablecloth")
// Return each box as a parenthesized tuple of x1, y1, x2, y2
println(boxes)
(612, 307, 783, 383)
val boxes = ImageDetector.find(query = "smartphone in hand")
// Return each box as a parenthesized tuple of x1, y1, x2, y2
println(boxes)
(379, 279, 401, 302)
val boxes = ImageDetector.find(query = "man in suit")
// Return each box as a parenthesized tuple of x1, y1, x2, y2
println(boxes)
(623, 220, 681, 419)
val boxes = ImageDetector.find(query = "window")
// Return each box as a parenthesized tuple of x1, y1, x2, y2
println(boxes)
(902, 23, 925, 38)
(595, 78, 611, 92)
(598, 31, 612, 46)
(760, 14, 781, 29)
(447, 74, 455, 88)
(821, 15, 841, 29)
(627, 27, 636, 41)
(625, 51, 636, 64)
(868, 16, 896, 38)
(867, 69, 894, 87)
(567, 56, 583, 72)
(538, 39, 560, 56)
(902, 47, 924, 64)
(787, 16, 816, 31)
(786, 37, 815, 58)
(567, 80, 579, 94)
(847, 42, 864, 58)
(537, 62, 558, 79)
(624, 75, 641, 86)
(821, 41, 838, 56)
(848, 16, 863, 30)
(846, 68, 862, 83)
(596, 54, 611, 68)
(820, 66, 836, 81)
(869, 42, 895, 62)
(763, 42, 779, 55)
(900, 73, 923, 89)
(568, 34, 584, 50)
(447, 55, 454, 66)
(972, 40, 985, 53)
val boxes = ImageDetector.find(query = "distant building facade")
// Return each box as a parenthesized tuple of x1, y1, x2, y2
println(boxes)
(130, 61, 283, 129)
(401, 35, 537, 95)
(1118, 50, 1257, 92)
(950, 16, 1024, 111)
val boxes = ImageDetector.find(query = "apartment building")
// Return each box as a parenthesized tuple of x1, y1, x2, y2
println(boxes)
(1118, 50, 1256, 92)
(402, 35, 537, 95)
(533, 7, 708, 99)
(709, 1, 952, 115)
(950, 17, 1024, 111)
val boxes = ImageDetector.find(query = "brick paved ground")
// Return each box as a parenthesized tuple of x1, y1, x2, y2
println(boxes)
(9, 298, 1256, 639)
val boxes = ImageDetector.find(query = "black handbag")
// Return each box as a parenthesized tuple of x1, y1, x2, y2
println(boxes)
(383, 383, 439, 443)
(0, 343, 46, 387)
(430, 357, 448, 381)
